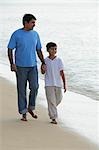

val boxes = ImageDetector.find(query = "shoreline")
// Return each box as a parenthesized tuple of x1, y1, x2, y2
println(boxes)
(0, 60, 98, 101)
(0, 76, 99, 150)
(0, 61, 99, 145)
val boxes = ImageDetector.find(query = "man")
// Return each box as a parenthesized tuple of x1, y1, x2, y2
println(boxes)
(7, 14, 45, 121)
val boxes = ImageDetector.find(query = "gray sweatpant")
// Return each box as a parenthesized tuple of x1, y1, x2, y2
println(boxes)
(45, 86, 62, 120)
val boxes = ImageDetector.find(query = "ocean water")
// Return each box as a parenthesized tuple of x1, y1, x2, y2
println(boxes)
(0, 2, 99, 100)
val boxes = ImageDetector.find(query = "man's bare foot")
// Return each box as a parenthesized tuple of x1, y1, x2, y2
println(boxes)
(21, 114, 27, 121)
(51, 119, 57, 124)
(28, 109, 38, 119)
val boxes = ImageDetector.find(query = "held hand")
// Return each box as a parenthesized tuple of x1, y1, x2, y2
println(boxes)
(10, 64, 17, 72)
(41, 63, 46, 74)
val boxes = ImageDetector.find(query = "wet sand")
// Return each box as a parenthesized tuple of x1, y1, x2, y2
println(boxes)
(0, 77, 98, 150)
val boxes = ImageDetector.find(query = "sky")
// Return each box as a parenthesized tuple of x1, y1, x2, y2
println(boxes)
(1, 0, 96, 4)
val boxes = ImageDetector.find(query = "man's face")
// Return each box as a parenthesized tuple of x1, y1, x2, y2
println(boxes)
(25, 19, 36, 30)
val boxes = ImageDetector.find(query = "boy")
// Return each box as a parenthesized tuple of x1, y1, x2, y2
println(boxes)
(41, 42, 66, 124)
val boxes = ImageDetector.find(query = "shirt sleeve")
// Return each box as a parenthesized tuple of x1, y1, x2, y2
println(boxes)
(36, 33, 42, 51)
(58, 58, 64, 71)
(7, 32, 16, 49)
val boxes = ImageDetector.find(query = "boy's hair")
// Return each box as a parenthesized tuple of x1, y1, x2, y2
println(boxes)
(22, 14, 36, 25)
(46, 42, 57, 51)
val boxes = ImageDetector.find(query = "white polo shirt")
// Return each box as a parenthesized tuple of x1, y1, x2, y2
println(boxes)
(45, 57, 64, 88)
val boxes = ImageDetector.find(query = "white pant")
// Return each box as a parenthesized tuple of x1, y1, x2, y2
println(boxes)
(45, 86, 62, 119)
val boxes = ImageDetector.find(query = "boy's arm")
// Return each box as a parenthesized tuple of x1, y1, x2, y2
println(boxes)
(60, 70, 66, 92)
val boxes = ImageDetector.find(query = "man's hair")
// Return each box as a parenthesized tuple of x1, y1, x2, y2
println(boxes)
(46, 42, 57, 51)
(22, 14, 36, 25)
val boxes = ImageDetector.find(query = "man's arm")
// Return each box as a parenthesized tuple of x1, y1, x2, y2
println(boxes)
(8, 48, 14, 65)
(8, 48, 17, 72)
(37, 50, 45, 64)
(37, 50, 46, 73)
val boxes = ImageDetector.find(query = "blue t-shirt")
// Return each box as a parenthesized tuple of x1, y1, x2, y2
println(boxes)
(7, 28, 42, 67)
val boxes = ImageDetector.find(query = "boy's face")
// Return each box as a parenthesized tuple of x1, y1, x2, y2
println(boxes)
(48, 46, 57, 56)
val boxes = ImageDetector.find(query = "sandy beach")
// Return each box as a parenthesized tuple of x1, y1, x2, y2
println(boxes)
(0, 77, 98, 150)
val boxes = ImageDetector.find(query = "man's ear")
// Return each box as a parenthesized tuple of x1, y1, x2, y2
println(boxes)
(24, 21, 28, 26)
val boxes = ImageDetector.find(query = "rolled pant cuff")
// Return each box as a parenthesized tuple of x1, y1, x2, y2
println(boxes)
(19, 108, 28, 114)
(28, 106, 35, 111)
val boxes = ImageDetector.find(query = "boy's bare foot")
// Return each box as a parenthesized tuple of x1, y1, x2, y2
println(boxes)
(21, 113, 27, 121)
(28, 109, 38, 119)
(51, 119, 57, 124)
